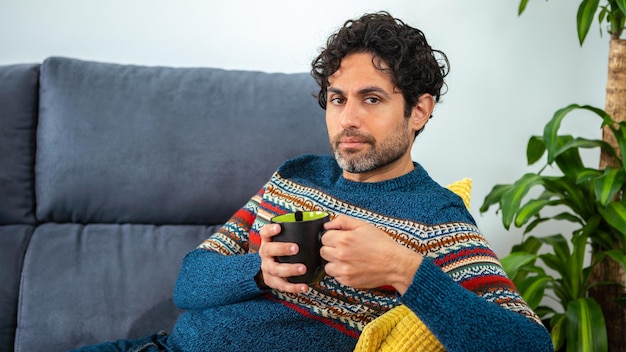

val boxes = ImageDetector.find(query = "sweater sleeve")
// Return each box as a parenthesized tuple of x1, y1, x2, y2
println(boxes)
(173, 187, 267, 310)
(400, 258, 553, 352)
(173, 249, 264, 309)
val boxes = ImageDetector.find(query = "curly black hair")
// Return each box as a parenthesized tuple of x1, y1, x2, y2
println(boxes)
(311, 11, 449, 123)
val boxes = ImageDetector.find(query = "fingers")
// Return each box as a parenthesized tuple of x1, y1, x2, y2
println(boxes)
(261, 241, 298, 258)
(262, 266, 310, 294)
(259, 223, 281, 240)
(259, 223, 296, 259)
(261, 258, 306, 279)
(260, 258, 309, 294)
(322, 215, 361, 247)
(258, 223, 310, 293)
(323, 214, 356, 231)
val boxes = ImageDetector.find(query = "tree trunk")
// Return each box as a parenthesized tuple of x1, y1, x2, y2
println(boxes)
(593, 36, 626, 352)
(599, 38, 626, 168)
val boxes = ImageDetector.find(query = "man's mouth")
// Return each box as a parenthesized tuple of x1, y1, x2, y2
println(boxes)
(339, 138, 369, 149)
(334, 131, 375, 151)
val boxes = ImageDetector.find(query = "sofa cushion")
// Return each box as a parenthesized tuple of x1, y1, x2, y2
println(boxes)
(15, 223, 212, 352)
(0, 225, 33, 352)
(0, 63, 39, 225)
(36, 57, 329, 225)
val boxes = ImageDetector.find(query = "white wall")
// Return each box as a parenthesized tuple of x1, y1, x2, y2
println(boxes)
(0, 0, 608, 257)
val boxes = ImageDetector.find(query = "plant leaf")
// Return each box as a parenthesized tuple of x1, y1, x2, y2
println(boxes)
(527, 135, 546, 165)
(518, 235, 544, 255)
(599, 4, 608, 24)
(552, 212, 584, 224)
(553, 136, 586, 180)
(543, 104, 610, 163)
(577, 0, 601, 45)
(550, 313, 566, 351)
(517, 275, 551, 309)
(535, 305, 556, 319)
(501, 252, 537, 278)
(544, 104, 579, 163)
(594, 167, 626, 206)
(522, 265, 547, 277)
(523, 217, 550, 234)
(603, 249, 626, 272)
(566, 298, 608, 352)
(556, 137, 618, 162)
(515, 198, 558, 227)
(590, 228, 620, 250)
(568, 231, 589, 299)
(500, 174, 545, 229)
(518, 0, 530, 15)
(542, 178, 588, 217)
(575, 168, 602, 184)
(540, 253, 567, 276)
(537, 234, 571, 262)
(594, 106, 615, 127)
(579, 215, 613, 250)
(479, 184, 513, 213)
(598, 200, 626, 237)
(617, 0, 626, 16)
(552, 280, 570, 306)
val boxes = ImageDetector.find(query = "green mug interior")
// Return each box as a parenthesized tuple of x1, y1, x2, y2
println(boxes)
(272, 211, 328, 223)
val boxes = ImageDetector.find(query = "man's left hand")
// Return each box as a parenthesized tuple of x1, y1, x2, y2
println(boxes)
(320, 215, 422, 294)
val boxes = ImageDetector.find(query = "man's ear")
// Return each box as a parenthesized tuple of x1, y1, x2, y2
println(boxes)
(409, 94, 435, 131)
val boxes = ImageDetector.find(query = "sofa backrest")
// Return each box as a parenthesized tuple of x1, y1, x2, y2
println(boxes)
(1, 57, 331, 352)
(0, 63, 39, 352)
(0, 63, 39, 225)
(36, 57, 330, 225)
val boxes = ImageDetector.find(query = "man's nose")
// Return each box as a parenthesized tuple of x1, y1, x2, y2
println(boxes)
(340, 100, 361, 129)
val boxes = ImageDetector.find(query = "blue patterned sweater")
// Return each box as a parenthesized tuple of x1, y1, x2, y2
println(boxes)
(167, 154, 552, 352)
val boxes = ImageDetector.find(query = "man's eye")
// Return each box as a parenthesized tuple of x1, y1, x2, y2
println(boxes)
(364, 97, 380, 104)
(330, 97, 345, 105)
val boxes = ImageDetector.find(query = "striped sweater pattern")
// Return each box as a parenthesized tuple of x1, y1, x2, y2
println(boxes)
(198, 154, 540, 338)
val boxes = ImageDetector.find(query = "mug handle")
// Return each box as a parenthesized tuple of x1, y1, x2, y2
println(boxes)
(316, 230, 327, 276)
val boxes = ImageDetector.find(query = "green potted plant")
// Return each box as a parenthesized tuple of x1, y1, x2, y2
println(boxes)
(480, 1, 626, 351)
(480, 104, 626, 351)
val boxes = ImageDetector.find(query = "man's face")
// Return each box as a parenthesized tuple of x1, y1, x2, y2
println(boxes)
(326, 52, 417, 182)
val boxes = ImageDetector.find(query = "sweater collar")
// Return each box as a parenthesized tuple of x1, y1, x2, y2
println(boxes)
(335, 162, 425, 192)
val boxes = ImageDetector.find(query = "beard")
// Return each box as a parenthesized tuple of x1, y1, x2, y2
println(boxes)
(330, 120, 412, 174)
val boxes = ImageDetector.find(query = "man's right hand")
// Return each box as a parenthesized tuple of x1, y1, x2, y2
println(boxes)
(258, 223, 310, 293)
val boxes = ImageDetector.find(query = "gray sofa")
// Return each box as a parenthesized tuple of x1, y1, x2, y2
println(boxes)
(0, 57, 330, 352)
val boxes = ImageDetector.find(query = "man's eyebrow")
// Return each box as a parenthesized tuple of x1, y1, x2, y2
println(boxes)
(327, 87, 344, 95)
(358, 86, 391, 98)
(327, 86, 391, 98)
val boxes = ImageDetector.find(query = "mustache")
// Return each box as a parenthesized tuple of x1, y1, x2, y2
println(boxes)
(332, 129, 376, 146)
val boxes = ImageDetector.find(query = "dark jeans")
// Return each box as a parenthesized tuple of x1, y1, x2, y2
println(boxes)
(68, 331, 172, 352)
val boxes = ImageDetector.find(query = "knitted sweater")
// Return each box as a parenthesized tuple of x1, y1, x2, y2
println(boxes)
(167, 154, 553, 352)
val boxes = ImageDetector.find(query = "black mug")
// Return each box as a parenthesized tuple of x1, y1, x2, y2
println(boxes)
(271, 211, 330, 284)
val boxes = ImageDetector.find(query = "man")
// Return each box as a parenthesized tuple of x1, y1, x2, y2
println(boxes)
(75, 11, 553, 352)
